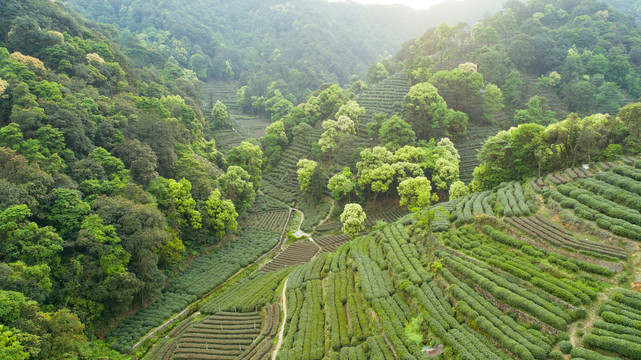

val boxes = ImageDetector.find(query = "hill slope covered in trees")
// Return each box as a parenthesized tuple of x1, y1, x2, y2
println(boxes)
(0, 0, 257, 358)
(65, 0, 509, 102)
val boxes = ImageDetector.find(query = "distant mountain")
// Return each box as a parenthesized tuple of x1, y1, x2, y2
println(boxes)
(66, 0, 509, 100)
(601, 0, 641, 22)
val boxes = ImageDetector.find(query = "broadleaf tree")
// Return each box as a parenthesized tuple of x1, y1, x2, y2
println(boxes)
(340, 203, 366, 239)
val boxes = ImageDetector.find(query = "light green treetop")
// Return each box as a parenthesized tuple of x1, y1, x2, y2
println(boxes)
(211, 100, 229, 129)
(296, 159, 319, 194)
(449, 180, 470, 199)
(327, 168, 357, 202)
(340, 203, 366, 239)
(398, 176, 433, 212)
(226, 141, 263, 191)
(379, 115, 416, 151)
(205, 188, 238, 238)
(168, 178, 202, 229)
(318, 115, 355, 154)
(219, 166, 255, 214)
(335, 100, 365, 124)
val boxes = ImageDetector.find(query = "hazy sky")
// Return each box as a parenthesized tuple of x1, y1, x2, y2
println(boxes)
(328, 0, 446, 10)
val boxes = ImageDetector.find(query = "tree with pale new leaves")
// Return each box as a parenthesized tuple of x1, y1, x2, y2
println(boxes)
(327, 167, 357, 202)
(335, 100, 365, 125)
(437, 137, 460, 161)
(318, 115, 355, 154)
(357, 146, 394, 171)
(340, 203, 366, 239)
(211, 100, 229, 129)
(205, 189, 238, 238)
(296, 159, 318, 195)
(358, 163, 395, 203)
(392, 161, 423, 183)
(297, 159, 324, 202)
(432, 157, 459, 191)
(449, 180, 470, 199)
(431, 138, 460, 191)
(0, 77, 8, 97)
(219, 166, 255, 215)
(398, 176, 433, 212)
(168, 178, 202, 229)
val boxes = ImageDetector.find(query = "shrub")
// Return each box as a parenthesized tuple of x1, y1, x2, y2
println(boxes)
(558, 340, 572, 354)
(582, 333, 641, 360)
(549, 349, 563, 360)
(570, 347, 619, 360)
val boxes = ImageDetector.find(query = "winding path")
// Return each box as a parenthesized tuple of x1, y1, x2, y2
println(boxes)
(136, 203, 297, 356)
(272, 278, 289, 360)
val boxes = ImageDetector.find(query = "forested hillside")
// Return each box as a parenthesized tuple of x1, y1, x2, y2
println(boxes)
(0, 0, 248, 358)
(66, 0, 509, 103)
(601, 0, 641, 22)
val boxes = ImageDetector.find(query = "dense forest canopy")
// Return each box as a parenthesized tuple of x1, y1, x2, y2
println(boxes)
(0, 0, 251, 358)
(2, 0, 641, 359)
(65, 0, 509, 102)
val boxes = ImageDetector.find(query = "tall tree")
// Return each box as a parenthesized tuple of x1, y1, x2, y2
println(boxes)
(226, 141, 263, 191)
(379, 116, 416, 151)
(205, 189, 238, 239)
(402, 82, 468, 139)
(0, 205, 63, 267)
(618, 102, 641, 144)
(318, 115, 355, 154)
(218, 166, 255, 215)
(167, 178, 202, 230)
(398, 176, 433, 212)
(327, 167, 357, 203)
(340, 204, 366, 239)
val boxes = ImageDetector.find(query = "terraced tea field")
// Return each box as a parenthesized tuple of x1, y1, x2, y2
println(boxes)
(363, 208, 409, 227)
(146, 312, 262, 360)
(244, 210, 290, 233)
(451, 190, 495, 224)
(454, 124, 501, 184)
(262, 240, 320, 272)
(314, 234, 350, 253)
(545, 162, 641, 241)
(505, 215, 627, 259)
(519, 74, 568, 120)
(136, 157, 639, 360)
(202, 81, 239, 113)
(107, 228, 281, 352)
(356, 71, 411, 124)
(262, 123, 324, 204)
(580, 288, 641, 359)
(203, 81, 271, 151)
